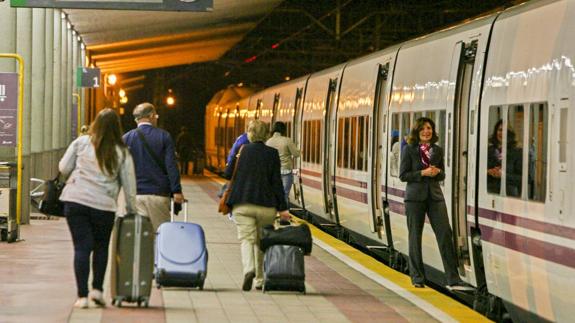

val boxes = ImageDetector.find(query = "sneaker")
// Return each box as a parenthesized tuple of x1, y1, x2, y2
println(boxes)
(242, 271, 255, 291)
(89, 289, 106, 307)
(446, 283, 474, 292)
(74, 297, 89, 309)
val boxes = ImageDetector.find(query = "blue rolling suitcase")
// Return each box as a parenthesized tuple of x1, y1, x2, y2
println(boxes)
(154, 201, 208, 289)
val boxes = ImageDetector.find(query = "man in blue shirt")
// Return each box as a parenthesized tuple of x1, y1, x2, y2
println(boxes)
(123, 102, 185, 230)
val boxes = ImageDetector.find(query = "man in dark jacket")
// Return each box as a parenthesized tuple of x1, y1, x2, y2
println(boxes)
(123, 102, 185, 230)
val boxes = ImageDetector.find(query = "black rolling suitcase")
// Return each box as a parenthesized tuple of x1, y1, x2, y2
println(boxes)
(110, 214, 154, 307)
(263, 244, 306, 293)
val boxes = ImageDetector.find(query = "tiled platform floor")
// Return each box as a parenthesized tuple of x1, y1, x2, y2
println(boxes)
(0, 174, 488, 323)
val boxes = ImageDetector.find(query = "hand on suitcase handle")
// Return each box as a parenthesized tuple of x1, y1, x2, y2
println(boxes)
(278, 210, 291, 222)
(173, 193, 185, 204)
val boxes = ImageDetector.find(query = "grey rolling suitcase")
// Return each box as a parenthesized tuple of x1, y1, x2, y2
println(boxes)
(110, 213, 154, 307)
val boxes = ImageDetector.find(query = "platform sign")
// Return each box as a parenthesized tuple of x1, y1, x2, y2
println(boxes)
(10, 0, 212, 11)
(0, 73, 18, 147)
(76, 67, 101, 88)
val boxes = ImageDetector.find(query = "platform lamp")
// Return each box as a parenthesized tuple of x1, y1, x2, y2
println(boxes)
(105, 73, 118, 108)
(166, 89, 175, 107)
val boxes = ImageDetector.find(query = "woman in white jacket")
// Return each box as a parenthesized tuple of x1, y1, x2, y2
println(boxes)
(59, 108, 137, 308)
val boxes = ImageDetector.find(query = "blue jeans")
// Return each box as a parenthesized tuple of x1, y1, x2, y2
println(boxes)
(281, 173, 294, 204)
(65, 202, 115, 297)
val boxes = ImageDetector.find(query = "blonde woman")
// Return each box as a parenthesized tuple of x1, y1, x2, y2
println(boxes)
(225, 120, 291, 291)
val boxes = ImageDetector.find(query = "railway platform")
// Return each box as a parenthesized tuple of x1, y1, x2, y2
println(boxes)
(0, 174, 490, 323)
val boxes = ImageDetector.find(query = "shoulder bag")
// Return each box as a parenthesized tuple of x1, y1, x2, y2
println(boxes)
(39, 172, 65, 217)
(218, 146, 243, 215)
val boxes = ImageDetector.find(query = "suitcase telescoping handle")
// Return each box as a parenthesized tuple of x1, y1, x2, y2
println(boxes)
(170, 199, 188, 222)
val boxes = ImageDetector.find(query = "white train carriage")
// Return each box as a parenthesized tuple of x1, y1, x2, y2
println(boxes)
(477, 0, 575, 321)
(205, 0, 575, 321)
(298, 64, 346, 224)
(385, 14, 496, 289)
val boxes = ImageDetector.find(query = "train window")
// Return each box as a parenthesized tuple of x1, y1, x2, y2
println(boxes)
(303, 121, 309, 163)
(314, 120, 323, 164)
(487, 105, 529, 199)
(487, 106, 503, 195)
(359, 116, 368, 171)
(337, 118, 344, 168)
(343, 118, 350, 168)
(414, 112, 423, 122)
(528, 103, 548, 202)
(390, 113, 400, 177)
(507, 105, 524, 198)
(350, 117, 358, 170)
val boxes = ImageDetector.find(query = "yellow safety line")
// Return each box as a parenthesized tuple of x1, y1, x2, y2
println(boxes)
(204, 173, 489, 321)
(0, 54, 24, 229)
(294, 217, 492, 323)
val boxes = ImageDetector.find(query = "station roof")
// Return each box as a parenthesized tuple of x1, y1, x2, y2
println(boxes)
(65, 0, 283, 74)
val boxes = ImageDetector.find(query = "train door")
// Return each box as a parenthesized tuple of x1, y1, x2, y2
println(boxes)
(322, 78, 340, 222)
(368, 63, 389, 240)
(550, 99, 571, 221)
(448, 40, 477, 275)
(292, 88, 306, 208)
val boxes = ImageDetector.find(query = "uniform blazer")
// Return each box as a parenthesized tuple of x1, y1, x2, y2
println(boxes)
(226, 142, 288, 212)
(399, 143, 446, 202)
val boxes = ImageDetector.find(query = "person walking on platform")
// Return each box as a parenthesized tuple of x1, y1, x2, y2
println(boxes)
(266, 121, 300, 204)
(123, 102, 185, 230)
(59, 108, 138, 308)
(224, 120, 291, 291)
(399, 117, 471, 291)
(176, 126, 193, 175)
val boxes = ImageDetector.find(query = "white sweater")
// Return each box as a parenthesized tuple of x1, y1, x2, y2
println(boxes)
(59, 135, 137, 214)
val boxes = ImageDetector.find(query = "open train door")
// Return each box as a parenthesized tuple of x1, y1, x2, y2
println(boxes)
(447, 39, 478, 283)
(368, 63, 389, 241)
(322, 78, 340, 223)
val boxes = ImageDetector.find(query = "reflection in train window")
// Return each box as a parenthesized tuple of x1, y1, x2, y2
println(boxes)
(529, 103, 548, 202)
(303, 120, 322, 164)
(486, 104, 548, 201)
(390, 113, 400, 177)
(336, 115, 369, 171)
(507, 105, 524, 198)
(350, 117, 358, 169)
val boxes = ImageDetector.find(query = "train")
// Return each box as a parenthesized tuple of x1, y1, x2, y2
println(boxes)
(205, 0, 575, 321)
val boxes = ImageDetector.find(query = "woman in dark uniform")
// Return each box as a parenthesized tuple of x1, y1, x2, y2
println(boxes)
(399, 117, 469, 291)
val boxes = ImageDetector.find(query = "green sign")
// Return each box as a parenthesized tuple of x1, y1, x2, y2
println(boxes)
(11, 0, 212, 11)
(76, 67, 101, 88)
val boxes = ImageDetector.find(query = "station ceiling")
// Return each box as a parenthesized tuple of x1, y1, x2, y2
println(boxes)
(64, 0, 283, 74)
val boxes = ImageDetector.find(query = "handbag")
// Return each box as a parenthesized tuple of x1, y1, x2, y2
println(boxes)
(218, 146, 243, 215)
(39, 173, 65, 217)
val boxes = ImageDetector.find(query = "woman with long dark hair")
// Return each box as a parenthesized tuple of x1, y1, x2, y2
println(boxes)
(59, 108, 137, 308)
(399, 117, 469, 291)
(487, 119, 523, 197)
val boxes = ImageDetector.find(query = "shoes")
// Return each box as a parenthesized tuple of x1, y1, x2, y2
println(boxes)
(412, 283, 425, 288)
(446, 282, 474, 292)
(89, 289, 106, 307)
(255, 285, 263, 291)
(74, 297, 89, 309)
(242, 271, 255, 291)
